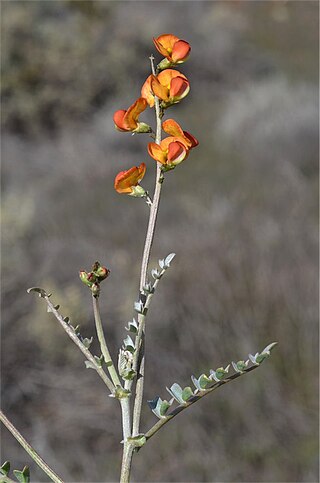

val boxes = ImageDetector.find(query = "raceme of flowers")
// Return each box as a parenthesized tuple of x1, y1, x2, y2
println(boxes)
(113, 34, 198, 196)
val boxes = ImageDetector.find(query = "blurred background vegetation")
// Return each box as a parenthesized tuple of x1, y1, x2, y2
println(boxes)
(1, 1, 319, 482)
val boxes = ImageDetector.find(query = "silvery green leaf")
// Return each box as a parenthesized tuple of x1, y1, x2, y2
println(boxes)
(148, 396, 173, 418)
(151, 269, 161, 279)
(209, 370, 221, 383)
(121, 369, 136, 381)
(160, 398, 174, 416)
(13, 466, 30, 483)
(123, 335, 135, 353)
(82, 337, 93, 349)
(125, 318, 139, 333)
(142, 283, 154, 295)
(158, 258, 165, 269)
(248, 353, 258, 364)
(85, 360, 97, 370)
(147, 396, 160, 411)
(198, 374, 212, 389)
(94, 355, 104, 367)
(232, 360, 249, 373)
(27, 287, 47, 298)
(164, 253, 176, 268)
(191, 375, 201, 391)
(166, 383, 185, 405)
(262, 342, 278, 354)
(134, 301, 144, 314)
(213, 366, 230, 380)
(182, 386, 194, 401)
(0, 461, 10, 477)
(255, 352, 269, 364)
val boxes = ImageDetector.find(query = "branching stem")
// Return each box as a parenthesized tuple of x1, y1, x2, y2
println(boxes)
(44, 296, 115, 394)
(0, 410, 64, 483)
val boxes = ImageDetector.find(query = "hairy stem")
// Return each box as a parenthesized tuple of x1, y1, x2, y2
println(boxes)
(92, 295, 122, 387)
(0, 410, 64, 483)
(44, 296, 115, 394)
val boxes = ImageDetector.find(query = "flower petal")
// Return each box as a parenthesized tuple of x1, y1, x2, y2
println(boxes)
(171, 40, 191, 63)
(183, 131, 199, 148)
(170, 76, 190, 100)
(141, 75, 155, 107)
(157, 69, 187, 89)
(153, 34, 179, 59)
(167, 141, 187, 165)
(151, 75, 170, 101)
(113, 110, 128, 131)
(148, 143, 167, 164)
(162, 119, 185, 138)
(124, 98, 147, 130)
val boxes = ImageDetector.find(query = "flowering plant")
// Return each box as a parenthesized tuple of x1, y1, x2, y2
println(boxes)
(0, 34, 277, 483)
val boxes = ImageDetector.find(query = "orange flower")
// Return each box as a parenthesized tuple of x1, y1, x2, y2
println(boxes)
(113, 98, 151, 133)
(114, 163, 146, 196)
(141, 70, 190, 108)
(162, 119, 199, 149)
(148, 137, 188, 168)
(153, 34, 190, 65)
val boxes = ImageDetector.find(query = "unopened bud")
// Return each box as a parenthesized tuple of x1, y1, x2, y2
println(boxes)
(95, 266, 110, 281)
(79, 270, 93, 288)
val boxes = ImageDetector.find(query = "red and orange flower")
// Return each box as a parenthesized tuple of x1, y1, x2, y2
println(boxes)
(114, 163, 146, 196)
(113, 98, 151, 133)
(162, 119, 199, 150)
(148, 137, 188, 169)
(153, 34, 190, 69)
(141, 70, 190, 108)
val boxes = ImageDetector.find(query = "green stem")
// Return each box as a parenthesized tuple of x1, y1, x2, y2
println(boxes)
(92, 295, 122, 388)
(44, 296, 115, 394)
(0, 410, 64, 483)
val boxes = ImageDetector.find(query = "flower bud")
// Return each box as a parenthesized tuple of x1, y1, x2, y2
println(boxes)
(79, 270, 93, 288)
(95, 265, 110, 281)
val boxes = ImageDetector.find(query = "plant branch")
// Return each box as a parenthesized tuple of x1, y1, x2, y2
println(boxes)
(0, 410, 64, 483)
(144, 366, 259, 443)
(132, 54, 163, 437)
(92, 295, 122, 388)
(43, 295, 115, 394)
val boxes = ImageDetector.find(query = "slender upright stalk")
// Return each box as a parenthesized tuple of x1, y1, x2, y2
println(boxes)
(132, 55, 163, 437)
(0, 410, 64, 483)
(92, 295, 122, 388)
(119, 55, 163, 482)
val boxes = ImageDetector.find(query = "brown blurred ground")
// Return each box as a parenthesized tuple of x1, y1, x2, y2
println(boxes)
(1, 1, 319, 482)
